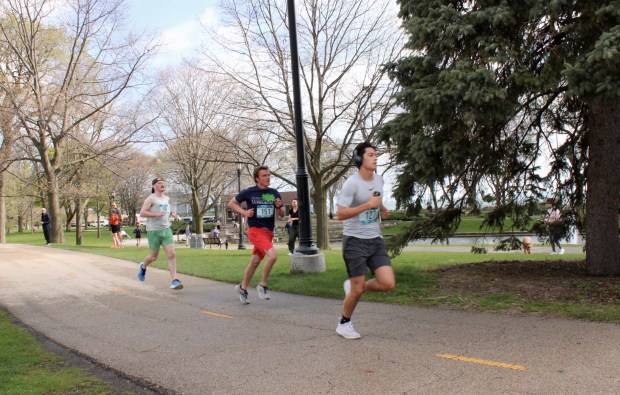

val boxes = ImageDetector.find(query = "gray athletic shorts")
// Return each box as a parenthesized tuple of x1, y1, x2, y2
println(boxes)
(342, 236, 392, 278)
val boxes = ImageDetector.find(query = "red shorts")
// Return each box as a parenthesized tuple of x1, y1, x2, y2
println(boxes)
(248, 227, 274, 259)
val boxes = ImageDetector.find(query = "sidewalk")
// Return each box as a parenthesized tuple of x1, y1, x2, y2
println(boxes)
(0, 244, 616, 394)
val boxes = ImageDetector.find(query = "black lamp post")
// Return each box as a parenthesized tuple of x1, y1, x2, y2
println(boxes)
(236, 161, 246, 250)
(287, 0, 319, 255)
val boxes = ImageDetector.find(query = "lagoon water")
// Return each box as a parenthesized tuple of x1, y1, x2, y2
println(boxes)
(409, 229, 585, 246)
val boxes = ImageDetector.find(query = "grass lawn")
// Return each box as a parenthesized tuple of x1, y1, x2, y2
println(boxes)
(8, 228, 616, 323)
(0, 308, 119, 395)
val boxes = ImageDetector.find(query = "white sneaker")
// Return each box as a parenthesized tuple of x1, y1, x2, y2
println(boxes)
(235, 284, 249, 304)
(550, 251, 557, 255)
(343, 279, 351, 296)
(559, 248, 565, 255)
(336, 321, 361, 339)
(257, 284, 270, 300)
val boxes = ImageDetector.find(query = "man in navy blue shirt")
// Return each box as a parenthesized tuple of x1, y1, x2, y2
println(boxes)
(228, 166, 285, 304)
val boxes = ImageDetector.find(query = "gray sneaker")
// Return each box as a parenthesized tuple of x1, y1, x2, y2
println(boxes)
(257, 284, 270, 300)
(236, 284, 249, 304)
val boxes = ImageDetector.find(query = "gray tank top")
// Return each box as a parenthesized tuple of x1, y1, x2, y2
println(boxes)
(146, 194, 171, 231)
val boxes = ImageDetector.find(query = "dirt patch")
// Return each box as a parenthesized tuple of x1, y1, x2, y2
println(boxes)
(438, 260, 620, 304)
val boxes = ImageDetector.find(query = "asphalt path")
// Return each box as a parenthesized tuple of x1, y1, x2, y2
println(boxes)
(0, 244, 618, 394)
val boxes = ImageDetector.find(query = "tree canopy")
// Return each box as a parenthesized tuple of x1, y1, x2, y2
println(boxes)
(381, 0, 619, 274)
(203, 0, 403, 248)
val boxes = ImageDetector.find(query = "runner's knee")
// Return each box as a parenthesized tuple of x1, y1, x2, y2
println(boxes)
(350, 281, 365, 296)
(379, 278, 395, 291)
(266, 250, 278, 262)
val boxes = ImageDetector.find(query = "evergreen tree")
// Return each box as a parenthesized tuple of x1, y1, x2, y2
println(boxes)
(381, 0, 619, 274)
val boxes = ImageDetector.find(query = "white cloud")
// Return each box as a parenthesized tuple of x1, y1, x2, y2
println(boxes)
(150, 7, 219, 68)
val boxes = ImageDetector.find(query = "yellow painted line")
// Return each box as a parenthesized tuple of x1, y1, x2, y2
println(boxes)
(67, 272, 76, 276)
(113, 288, 129, 295)
(435, 354, 528, 371)
(202, 310, 235, 319)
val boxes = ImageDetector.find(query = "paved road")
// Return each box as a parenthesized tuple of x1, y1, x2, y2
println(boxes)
(0, 244, 617, 394)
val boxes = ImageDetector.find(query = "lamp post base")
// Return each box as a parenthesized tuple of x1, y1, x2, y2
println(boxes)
(289, 252, 325, 274)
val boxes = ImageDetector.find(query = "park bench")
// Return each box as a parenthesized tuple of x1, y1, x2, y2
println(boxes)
(202, 236, 228, 249)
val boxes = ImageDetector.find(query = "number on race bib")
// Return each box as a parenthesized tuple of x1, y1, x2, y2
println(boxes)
(358, 208, 379, 225)
(256, 205, 274, 218)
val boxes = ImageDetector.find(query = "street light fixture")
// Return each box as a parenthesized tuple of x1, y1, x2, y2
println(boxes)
(236, 161, 246, 250)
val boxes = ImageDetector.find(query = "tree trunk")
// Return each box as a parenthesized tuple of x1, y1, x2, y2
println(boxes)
(0, 172, 5, 243)
(46, 177, 65, 244)
(585, 102, 620, 275)
(64, 200, 76, 231)
(192, 190, 203, 234)
(76, 199, 83, 246)
(312, 187, 330, 250)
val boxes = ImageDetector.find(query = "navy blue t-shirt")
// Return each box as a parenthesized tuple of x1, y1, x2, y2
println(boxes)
(235, 186, 282, 230)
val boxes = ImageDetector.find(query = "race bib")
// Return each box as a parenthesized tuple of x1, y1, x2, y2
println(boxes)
(159, 204, 170, 216)
(358, 208, 379, 225)
(256, 205, 274, 218)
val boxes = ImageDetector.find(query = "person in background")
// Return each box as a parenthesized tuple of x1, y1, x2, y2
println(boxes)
(109, 202, 123, 248)
(41, 208, 51, 245)
(133, 224, 143, 247)
(287, 199, 300, 255)
(137, 178, 184, 290)
(228, 166, 285, 304)
(545, 199, 564, 255)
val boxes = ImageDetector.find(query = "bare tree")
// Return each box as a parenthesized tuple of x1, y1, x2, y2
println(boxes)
(0, 12, 26, 242)
(203, 0, 402, 248)
(0, 0, 156, 243)
(150, 61, 241, 234)
(114, 152, 156, 226)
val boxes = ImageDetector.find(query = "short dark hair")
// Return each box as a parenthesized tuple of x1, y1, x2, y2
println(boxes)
(253, 166, 270, 183)
(353, 141, 377, 169)
(151, 178, 163, 193)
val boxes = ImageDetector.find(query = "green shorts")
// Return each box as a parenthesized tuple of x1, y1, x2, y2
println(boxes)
(147, 227, 174, 250)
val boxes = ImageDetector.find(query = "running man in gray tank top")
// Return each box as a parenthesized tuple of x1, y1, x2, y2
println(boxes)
(136, 178, 184, 290)
(335, 142, 395, 339)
